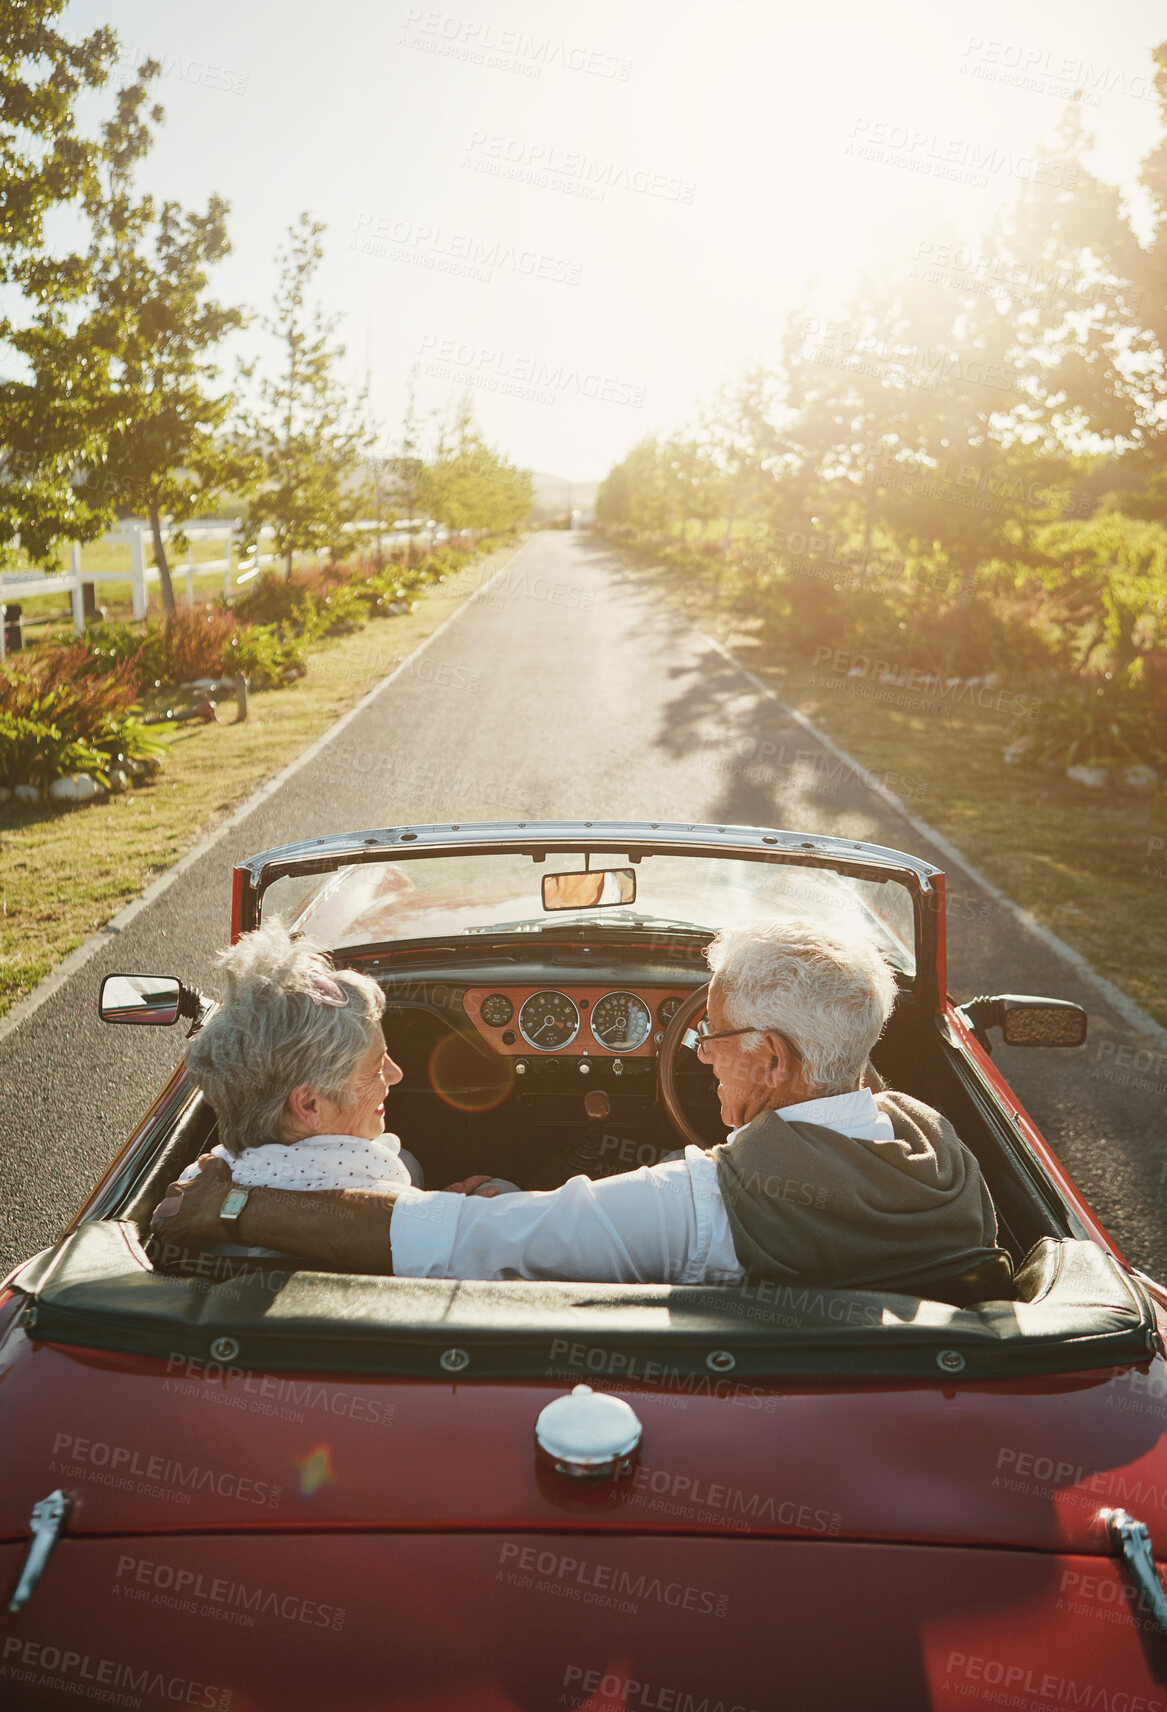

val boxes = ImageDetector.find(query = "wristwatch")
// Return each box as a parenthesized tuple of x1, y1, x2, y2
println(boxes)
(219, 1186, 251, 1236)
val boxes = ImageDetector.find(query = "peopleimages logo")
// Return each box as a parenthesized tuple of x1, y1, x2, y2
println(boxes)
(51, 1431, 282, 1508)
(1, 1637, 231, 1708)
(114, 1554, 346, 1632)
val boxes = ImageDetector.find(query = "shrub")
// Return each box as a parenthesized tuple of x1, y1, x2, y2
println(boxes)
(0, 647, 164, 790)
(225, 624, 307, 689)
(156, 605, 239, 685)
(1009, 678, 1157, 772)
(0, 715, 108, 791)
(74, 620, 166, 690)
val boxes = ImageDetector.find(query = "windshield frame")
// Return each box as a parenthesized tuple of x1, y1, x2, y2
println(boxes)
(234, 821, 945, 1007)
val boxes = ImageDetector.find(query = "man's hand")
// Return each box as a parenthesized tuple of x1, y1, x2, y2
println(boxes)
(151, 1153, 233, 1250)
(444, 1174, 502, 1198)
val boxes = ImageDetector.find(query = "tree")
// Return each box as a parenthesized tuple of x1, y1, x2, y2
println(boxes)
(0, 1, 115, 273)
(82, 67, 252, 615)
(421, 398, 532, 536)
(0, 2, 118, 565)
(241, 214, 371, 580)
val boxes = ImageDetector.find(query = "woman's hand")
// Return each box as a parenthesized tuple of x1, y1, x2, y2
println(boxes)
(151, 1153, 234, 1251)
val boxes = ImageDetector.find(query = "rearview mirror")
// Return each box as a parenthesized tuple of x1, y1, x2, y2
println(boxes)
(958, 993, 1087, 1052)
(99, 974, 182, 1026)
(541, 868, 637, 911)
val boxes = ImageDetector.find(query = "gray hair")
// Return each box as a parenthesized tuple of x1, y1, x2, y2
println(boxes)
(184, 919, 385, 1156)
(705, 915, 897, 1095)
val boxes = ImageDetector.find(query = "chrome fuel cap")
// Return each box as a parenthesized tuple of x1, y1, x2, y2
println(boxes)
(535, 1384, 642, 1481)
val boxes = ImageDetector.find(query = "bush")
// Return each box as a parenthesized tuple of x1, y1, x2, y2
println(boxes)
(0, 646, 164, 791)
(0, 716, 108, 791)
(156, 605, 238, 685)
(1012, 677, 1160, 772)
(224, 624, 307, 689)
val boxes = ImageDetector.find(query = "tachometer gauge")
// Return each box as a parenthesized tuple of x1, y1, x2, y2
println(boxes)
(518, 990, 580, 1051)
(591, 991, 652, 1052)
(479, 992, 514, 1028)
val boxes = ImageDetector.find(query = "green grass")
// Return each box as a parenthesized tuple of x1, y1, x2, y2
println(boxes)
(629, 553, 1167, 1029)
(0, 540, 524, 1021)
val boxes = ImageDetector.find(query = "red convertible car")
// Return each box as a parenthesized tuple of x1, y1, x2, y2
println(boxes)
(2, 820, 1166, 1711)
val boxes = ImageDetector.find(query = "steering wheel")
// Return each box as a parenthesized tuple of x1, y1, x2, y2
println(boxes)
(658, 981, 713, 1150)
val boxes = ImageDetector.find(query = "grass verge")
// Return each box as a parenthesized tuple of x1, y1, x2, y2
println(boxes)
(628, 551, 1167, 1030)
(0, 538, 524, 1021)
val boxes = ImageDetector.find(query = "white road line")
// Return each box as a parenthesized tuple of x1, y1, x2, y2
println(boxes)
(700, 631, 1167, 1051)
(0, 539, 535, 1047)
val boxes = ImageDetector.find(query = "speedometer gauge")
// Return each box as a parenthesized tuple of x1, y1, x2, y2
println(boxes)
(518, 990, 580, 1051)
(591, 991, 652, 1052)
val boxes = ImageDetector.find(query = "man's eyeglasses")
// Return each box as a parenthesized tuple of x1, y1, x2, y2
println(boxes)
(691, 1021, 762, 1048)
(685, 1019, 803, 1062)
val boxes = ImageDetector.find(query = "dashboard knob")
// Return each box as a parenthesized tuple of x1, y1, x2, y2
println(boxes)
(535, 1385, 642, 1481)
(578, 1060, 591, 1075)
(515, 1059, 528, 1075)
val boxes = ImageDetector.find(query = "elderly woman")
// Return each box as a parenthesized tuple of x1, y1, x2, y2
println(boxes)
(177, 922, 420, 1219)
(157, 915, 1000, 1287)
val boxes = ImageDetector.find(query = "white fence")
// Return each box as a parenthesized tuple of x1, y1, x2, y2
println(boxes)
(0, 518, 448, 663)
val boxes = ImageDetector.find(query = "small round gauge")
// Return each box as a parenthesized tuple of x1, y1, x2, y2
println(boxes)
(657, 996, 683, 1026)
(592, 991, 652, 1053)
(479, 992, 514, 1028)
(518, 990, 580, 1051)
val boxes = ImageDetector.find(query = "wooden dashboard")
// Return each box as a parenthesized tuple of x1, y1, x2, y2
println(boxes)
(462, 985, 694, 1058)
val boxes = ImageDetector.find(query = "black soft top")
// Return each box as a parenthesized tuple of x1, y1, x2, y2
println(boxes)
(11, 1222, 1161, 1382)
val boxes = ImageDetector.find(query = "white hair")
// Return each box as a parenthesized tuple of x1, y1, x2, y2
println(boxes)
(705, 915, 897, 1095)
(184, 919, 385, 1156)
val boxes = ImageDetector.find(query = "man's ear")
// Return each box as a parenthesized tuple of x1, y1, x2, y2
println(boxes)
(760, 1031, 796, 1086)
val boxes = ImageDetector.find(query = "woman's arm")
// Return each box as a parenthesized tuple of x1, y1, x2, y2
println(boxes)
(151, 1155, 397, 1273)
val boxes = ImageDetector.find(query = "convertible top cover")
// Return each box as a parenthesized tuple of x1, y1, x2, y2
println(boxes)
(13, 1223, 1162, 1382)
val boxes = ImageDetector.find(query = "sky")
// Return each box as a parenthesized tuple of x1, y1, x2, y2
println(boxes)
(59, 0, 1167, 482)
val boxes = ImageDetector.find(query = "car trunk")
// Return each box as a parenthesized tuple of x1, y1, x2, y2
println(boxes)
(1, 1532, 1164, 1711)
(3, 1231, 1167, 1707)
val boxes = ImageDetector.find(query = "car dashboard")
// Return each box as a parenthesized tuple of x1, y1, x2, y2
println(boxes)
(347, 941, 721, 1191)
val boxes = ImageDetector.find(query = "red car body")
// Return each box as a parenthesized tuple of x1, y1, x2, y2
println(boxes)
(2, 821, 1165, 1712)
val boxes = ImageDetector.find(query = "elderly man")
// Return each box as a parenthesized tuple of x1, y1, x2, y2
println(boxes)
(152, 917, 999, 1286)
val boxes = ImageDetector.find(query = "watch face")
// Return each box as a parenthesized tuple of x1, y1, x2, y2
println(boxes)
(221, 1188, 249, 1221)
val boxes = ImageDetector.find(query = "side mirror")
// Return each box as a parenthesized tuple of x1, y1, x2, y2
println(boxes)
(958, 994, 1088, 1054)
(99, 974, 201, 1027)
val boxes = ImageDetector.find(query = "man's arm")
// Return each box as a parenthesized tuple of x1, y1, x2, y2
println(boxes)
(151, 1156, 397, 1273)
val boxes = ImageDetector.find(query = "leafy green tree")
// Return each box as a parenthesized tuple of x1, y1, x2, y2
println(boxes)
(82, 68, 252, 614)
(0, 2, 118, 565)
(421, 398, 531, 535)
(241, 214, 372, 580)
(0, 1, 115, 272)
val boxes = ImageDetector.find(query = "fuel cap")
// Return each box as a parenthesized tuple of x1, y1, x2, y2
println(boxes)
(535, 1384, 642, 1481)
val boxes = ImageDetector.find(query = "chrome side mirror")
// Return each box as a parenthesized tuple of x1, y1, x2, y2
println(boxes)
(958, 994, 1088, 1054)
(99, 974, 203, 1027)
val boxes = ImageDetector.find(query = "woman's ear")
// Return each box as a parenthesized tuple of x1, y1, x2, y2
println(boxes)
(284, 1082, 320, 1136)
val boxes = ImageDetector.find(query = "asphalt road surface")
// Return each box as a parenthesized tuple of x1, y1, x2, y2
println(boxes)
(1, 530, 1164, 1279)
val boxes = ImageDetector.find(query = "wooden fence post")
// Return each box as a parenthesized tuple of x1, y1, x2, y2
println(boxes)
(185, 547, 195, 608)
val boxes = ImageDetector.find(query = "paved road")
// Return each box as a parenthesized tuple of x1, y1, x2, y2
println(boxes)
(1, 531, 1164, 1278)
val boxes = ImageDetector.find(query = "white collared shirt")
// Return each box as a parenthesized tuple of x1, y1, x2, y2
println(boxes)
(389, 1089, 894, 1284)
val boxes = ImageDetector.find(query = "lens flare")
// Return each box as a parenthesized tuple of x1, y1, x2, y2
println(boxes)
(429, 1032, 516, 1112)
(297, 1443, 335, 1498)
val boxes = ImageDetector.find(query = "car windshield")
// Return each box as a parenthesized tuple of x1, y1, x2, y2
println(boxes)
(262, 850, 918, 975)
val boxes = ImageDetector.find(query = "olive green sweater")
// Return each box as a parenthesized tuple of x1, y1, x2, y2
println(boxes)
(712, 1090, 999, 1286)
